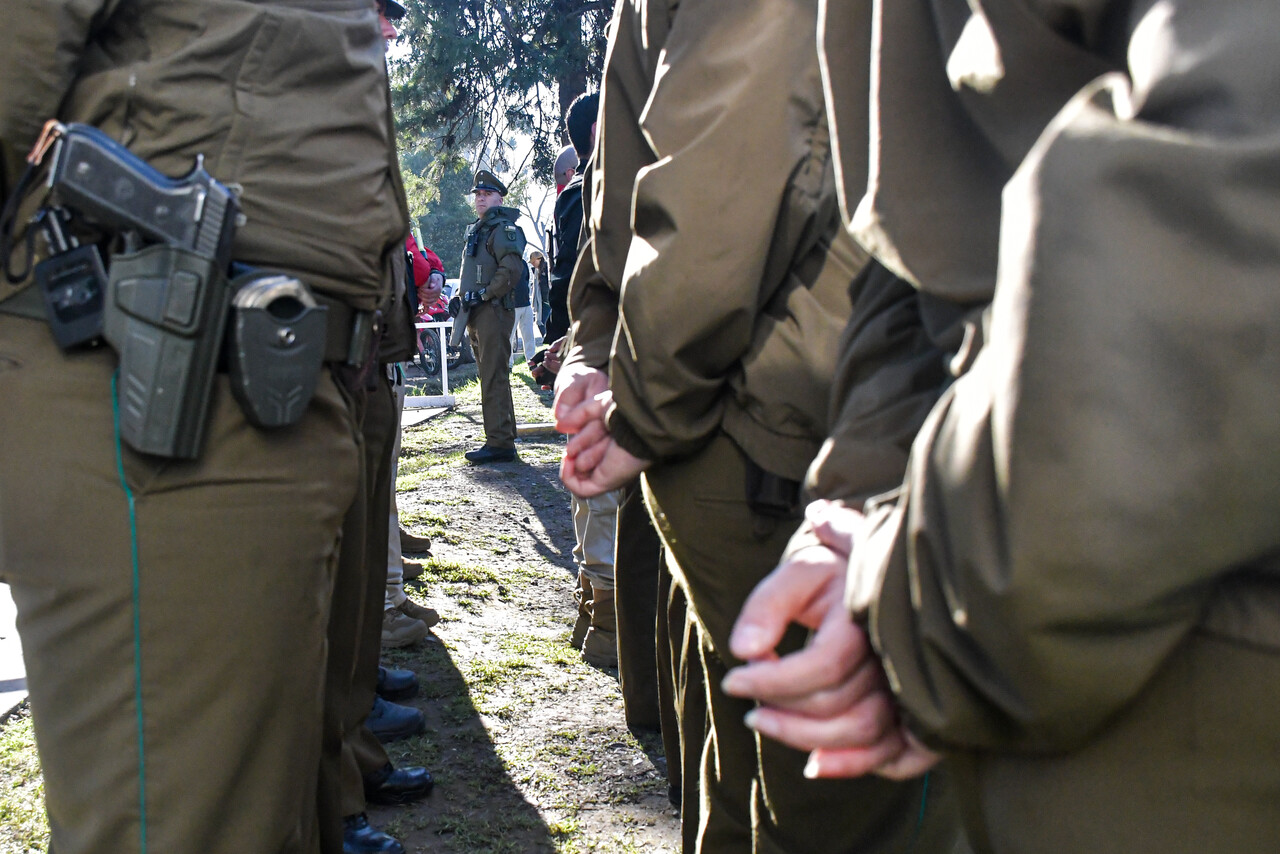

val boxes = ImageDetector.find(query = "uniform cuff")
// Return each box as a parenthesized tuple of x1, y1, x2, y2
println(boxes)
(604, 405, 657, 463)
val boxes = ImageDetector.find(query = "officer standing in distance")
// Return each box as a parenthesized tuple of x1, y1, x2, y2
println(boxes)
(459, 170, 526, 464)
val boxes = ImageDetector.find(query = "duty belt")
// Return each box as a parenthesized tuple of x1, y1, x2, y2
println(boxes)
(1, 282, 376, 368)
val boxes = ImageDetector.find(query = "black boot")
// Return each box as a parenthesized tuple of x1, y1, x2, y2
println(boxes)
(375, 665, 420, 702)
(464, 444, 516, 464)
(342, 814, 404, 854)
(364, 761, 435, 805)
(366, 696, 425, 743)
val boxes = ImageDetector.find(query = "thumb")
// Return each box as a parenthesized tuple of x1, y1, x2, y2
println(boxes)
(808, 500, 864, 557)
(553, 382, 587, 422)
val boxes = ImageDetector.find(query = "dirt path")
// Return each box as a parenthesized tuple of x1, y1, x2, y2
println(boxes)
(369, 361, 681, 853)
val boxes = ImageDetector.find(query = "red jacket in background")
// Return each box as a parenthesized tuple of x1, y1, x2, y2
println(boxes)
(407, 233, 447, 317)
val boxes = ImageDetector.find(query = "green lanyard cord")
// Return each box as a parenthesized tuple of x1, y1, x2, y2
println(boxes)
(906, 770, 931, 851)
(111, 371, 149, 853)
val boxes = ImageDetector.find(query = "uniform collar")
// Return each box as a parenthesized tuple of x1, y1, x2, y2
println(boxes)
(479, 205, 518, 222)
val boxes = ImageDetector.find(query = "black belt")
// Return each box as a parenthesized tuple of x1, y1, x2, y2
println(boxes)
(315, 294, 377, 367)
(1, 283, 376, 367)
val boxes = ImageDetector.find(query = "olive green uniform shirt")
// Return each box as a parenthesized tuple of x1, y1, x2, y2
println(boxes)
(0, 0, 407, 313)
(594, 0, 863, 483)
(459, 205, 526, 303)
(0, 3, 403, 853)
(576, 3, 968, 854)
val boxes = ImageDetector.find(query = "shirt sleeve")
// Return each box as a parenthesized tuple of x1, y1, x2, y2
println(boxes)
(483, 225, 526, 301)
(859, 0, 1280, 752)
(422, 246, 444, 276)
(1, 1, 115, 303)
(564, 229, 615, 370)
(563, 0, 671, 374)
(604, 0, 833, 462)
(405, 236, 431, 290)
(0, 0, 116, 149)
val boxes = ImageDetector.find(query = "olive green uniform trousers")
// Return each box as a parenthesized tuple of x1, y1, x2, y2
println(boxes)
(467, 300, 516, 451)
(317, 367, 397, 852)
(0, 314, 359, 854)
(345, 372, 400, 795)
(615, 479, 706, 852)
(643, 435, 966, 854)
(657, 543, 706, 854)
(614, 480, 662, 730)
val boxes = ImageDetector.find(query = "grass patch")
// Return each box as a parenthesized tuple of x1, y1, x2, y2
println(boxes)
(421, 495, 475, 507)
(466, 657, 536, 691)
(499, 633, 582, 669)
(514, 442, 566, 466)
(430, 559, 504, 587)
(404, 511, 451, 528)
(431, 806, 537, 853)
(426, 558, 540, 599)
(398, 450, 469, 490)
(548, 814, 581, 839)
(0, 707, 49, 853)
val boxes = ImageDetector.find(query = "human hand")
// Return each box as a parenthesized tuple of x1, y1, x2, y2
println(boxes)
(543, 336, 565, 374)
(553, 364, 609, 434)
(462, 289, 484, 309)
(810, 726, 942, 781)
(563, 415, 612, 467)
(722, 501, 870, 712)
(560, 412, 649, 497)
(420, 277, 444, 305)
(721, 500, 940, 779)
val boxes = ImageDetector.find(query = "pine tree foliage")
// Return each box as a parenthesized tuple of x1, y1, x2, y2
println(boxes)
(390, 0, 611, 187)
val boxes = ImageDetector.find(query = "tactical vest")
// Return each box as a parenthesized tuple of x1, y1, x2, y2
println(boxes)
(459, 206, 523, 294)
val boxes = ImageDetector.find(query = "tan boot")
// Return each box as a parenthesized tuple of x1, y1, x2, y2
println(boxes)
(381, 608, 428, 649)
(399, 526, 433, 554)
(397, 597, 440, 629)
(581, 586, 617, 668)
(570, 571, 593, 649)
(401, 559, 425, 582)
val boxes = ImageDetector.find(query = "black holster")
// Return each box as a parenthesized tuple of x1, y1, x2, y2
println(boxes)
(103, 244, 229, 459)
(743, 455, 802, 521)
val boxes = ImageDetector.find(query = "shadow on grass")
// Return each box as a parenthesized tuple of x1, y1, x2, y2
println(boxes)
(510, 456, 577, 576)
(377, 638, 561, 853)
(511, 369, 556, 407)
(450, 450, 576, 577)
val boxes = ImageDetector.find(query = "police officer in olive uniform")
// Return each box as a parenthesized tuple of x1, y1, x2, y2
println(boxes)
(726, 2, 1280, 853)
(0, 2, 405, 853)
(555, 1, 968, 852)
(459, 170, 526, 464)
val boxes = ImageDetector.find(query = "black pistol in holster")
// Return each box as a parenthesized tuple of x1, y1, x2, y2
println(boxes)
(35, 122, 326, 458)
(36, 122, 238, 458)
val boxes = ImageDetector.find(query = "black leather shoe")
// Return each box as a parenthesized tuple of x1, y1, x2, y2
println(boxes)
(375, 665, 419, 702)
(366, 696, 425, 743)
(364, 761, 435, 805)
(342, 813, 404, 854)
(464, 444, 517, 464)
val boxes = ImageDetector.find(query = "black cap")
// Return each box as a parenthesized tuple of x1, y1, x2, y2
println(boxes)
(471, 169, 508, 196)
(381, 0, 407, 20)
